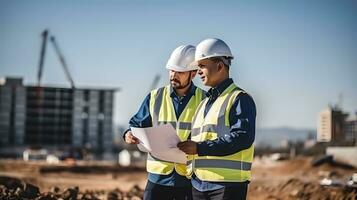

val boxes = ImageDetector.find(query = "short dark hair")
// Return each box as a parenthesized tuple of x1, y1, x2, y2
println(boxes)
(209, 56, 231, 70)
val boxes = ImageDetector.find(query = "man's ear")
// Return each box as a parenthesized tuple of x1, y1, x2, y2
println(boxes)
(217, 61, 225, 72)
(190, 70, 197, 79)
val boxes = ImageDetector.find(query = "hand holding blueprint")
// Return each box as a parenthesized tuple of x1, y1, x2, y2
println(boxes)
(131, 124, 187, 164)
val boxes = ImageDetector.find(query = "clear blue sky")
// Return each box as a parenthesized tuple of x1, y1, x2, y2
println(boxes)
(1, 0, 356, 129)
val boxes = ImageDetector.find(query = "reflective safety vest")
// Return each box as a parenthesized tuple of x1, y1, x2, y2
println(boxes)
(147, 85, 205, 176)
(187, 83, 254, 182)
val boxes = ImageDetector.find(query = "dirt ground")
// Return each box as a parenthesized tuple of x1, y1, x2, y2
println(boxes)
(0, 160, 147, 192)
(249, 156, 356, 200)
(0, 156, 356, 199)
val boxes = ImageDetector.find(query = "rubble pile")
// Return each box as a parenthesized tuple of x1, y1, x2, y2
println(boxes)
(251, 178, 357, 200)
(0, 176, 144, 200)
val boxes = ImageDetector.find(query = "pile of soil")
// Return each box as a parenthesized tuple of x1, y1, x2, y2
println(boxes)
(250, 178, 357, 200)
(249, 156, 357, 200)
(0, 176, 144, 200)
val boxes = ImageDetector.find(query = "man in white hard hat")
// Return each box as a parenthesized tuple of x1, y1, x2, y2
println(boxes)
(178, 38, 256, 200)
(123, 45, 205, 200)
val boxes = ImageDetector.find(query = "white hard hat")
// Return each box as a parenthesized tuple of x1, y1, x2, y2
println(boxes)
(166, 45, 197, 72)
(191, 38, 234, 66)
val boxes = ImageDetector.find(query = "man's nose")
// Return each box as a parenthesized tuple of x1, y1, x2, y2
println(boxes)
(197, 69, 203, 75)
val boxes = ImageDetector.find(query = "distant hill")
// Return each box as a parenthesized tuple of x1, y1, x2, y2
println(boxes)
(255, 127, 316, 148)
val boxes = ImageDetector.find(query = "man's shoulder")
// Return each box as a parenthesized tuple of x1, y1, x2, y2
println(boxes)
(195, 86, 206, 93)
(191, 83, 206, 92)
(192, 86, 207, 99)
(232, 86, 255, 105)
(149, 85, 169, 94)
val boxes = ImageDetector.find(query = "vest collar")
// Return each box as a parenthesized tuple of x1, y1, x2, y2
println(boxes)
(206, 78, 233, 98)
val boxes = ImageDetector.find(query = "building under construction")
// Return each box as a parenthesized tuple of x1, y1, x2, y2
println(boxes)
(0, 30, 118, 157)
(0, 77, 116, 154)
(317, 106, 357, 145)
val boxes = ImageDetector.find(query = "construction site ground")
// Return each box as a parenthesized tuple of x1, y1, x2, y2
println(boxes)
(0, 156, 356, 199)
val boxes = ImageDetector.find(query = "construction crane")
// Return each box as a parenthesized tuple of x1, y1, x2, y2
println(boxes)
(37, 29, 75, 89)
(49, 36, 75, 88)
(37, 29, 48, 87)
(149, 74, 161, 92)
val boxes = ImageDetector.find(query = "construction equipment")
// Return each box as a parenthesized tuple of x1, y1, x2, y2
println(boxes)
(37, 30, 48, 87)
(37, 29, 75, 88)
(149, 74, 161, 91)
(49, 36, 75, 88)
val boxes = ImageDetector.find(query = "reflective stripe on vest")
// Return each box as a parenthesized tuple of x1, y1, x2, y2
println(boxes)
(194, 159, 252, 171)
(189, 83, 254, 182)
(157, 121, 192, 130)
(146, 85, 205, 176)
(191, 88, 237, 137)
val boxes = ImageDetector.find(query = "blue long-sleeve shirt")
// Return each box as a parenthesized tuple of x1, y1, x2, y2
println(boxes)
(191, 78, 256, 192)
(124, 83, 200, 187)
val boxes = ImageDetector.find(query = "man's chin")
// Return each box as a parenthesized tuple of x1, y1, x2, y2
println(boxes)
(173, 86, 185, 89)
(202, 80, 212, 87)
(171, 83, 181, 88)
(173, 84, 190, 90)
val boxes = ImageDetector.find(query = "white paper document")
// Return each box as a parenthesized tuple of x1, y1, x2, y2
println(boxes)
(131, 124, 187, 164)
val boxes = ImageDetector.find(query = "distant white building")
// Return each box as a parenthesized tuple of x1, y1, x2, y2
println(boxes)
(317, 106, 356, 144)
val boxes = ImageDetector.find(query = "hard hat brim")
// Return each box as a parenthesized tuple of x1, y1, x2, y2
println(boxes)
(166, 64, 198, 72)
(188, 61, 199, 69)
(189, 54, 234, 68)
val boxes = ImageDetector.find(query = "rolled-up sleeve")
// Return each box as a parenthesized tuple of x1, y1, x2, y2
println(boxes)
(122, 94, 152, 140)
(197, 93, 256, 156)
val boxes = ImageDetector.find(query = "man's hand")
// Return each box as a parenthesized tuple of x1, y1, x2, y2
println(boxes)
(124, 131, 140, 144)
(177, 140, 197, 155)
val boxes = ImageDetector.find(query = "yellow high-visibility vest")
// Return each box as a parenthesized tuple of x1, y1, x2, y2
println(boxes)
(187, 83, 254, 182)
(147, 85, 205, 176)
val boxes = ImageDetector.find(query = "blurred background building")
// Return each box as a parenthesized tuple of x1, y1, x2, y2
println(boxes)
(317, 105, 357, 145)
(345, 113, 357, 144)
(0, 77, 116, 158)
